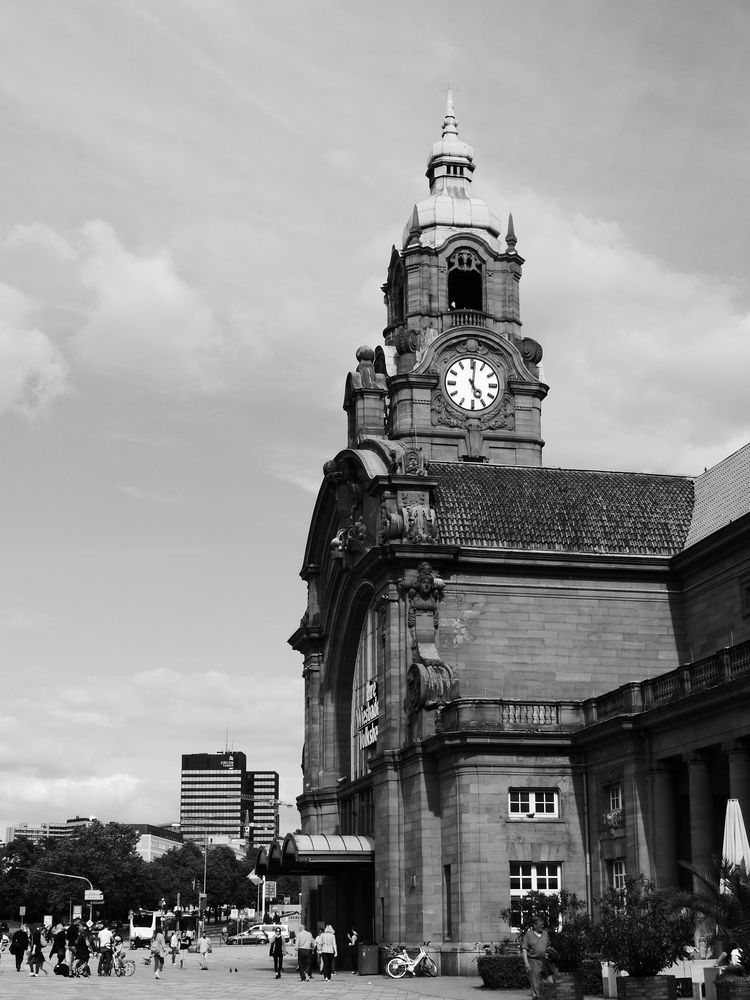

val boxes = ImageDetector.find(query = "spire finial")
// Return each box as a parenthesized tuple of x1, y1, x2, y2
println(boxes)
(506, 213, 517, 251)
(442, 86, 458, 139)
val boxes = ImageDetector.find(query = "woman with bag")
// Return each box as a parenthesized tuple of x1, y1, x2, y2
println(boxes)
(150, 927, 167, 980)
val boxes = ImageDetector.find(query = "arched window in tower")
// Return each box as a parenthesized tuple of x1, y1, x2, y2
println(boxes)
(448, 249, 483, 312)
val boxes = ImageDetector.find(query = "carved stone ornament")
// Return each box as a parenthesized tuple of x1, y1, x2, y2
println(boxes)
(324, 457, 368, 560)
(400, 447, 425, 476)
(401, 563, 458, 716)
(431, 390, 466, 428)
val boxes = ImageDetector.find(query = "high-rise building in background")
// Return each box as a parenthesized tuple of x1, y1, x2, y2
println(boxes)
(179, 751, 247, 842)
(244, 770, 280, 847)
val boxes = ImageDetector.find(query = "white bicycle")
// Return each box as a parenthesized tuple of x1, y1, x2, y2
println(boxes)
(385, 941, 437, 978)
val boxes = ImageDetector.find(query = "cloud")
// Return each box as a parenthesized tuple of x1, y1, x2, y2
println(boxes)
(0, 661, 303, 830)
(5, 221, 76, 261)
(0, 773, 140, 810)
(71, 221, 229, 396)
(486, 186, 750, 474)
(0, 282, 69, 417)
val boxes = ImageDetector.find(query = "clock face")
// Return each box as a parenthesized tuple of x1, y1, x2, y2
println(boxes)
(443, 356, 500, 411)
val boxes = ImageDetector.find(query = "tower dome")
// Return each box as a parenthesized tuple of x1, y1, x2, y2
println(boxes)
(402, 91, 504, 250)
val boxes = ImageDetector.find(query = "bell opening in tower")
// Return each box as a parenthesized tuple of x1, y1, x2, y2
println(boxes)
(448, 267, 482, 311)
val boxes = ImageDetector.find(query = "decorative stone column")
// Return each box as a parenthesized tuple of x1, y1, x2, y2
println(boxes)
(684, 750, 714, 885)
(649, 763, 678, 887)
(724, 740, 750, 826)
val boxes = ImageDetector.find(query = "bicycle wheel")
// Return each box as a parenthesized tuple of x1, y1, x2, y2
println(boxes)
(386, 957, 407, 979)
(123, 960, 135, 977)
(421, 956, 438, 977)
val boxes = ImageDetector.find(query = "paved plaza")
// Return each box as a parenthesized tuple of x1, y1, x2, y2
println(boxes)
(0, 943, 541, 1000)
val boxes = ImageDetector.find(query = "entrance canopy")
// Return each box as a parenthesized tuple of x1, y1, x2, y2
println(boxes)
(254, 833, 374, 876)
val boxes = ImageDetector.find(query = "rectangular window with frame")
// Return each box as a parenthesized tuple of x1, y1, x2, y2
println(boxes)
(508, 789, 559, 818)
(608, 783, 622, 812)
(609, 858, 627, 891)
(508, 861, 561, 928)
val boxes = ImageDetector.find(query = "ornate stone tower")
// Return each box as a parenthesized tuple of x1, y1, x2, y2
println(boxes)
(349, 92, 548, 466)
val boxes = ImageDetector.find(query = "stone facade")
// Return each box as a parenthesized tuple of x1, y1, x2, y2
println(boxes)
(282, 98, 750, 974)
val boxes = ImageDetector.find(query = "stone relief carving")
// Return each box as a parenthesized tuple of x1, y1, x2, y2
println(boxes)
(401, 562, 457, 716)
(324, 457, 368, 559)
(379, 498, 438, 545)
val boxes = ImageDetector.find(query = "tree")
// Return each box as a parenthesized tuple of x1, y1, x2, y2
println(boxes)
(149, 843, 204, 910)
(0, 836, 47, 920)
(594, 875, 694, 977)
(669, 859, 750, 978)
(41, 821, 152, 920)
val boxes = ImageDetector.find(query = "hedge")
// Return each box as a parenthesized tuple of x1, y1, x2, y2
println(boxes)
(476, 954, 603, 994)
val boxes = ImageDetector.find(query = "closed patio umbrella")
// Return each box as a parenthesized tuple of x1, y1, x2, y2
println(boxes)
(721, 798, 750, 894)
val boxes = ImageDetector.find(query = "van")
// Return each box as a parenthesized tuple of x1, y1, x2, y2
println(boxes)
(129, 910, 157, 949)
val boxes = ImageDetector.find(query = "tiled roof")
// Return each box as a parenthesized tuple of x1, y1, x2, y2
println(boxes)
(685, 442, 750, 548)
(430, 463, 695, 556)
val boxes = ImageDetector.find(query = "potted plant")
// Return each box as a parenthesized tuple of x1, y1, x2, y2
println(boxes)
(541, 891, 596, 1000)
(671, 860, 750, 999)
(593, 875, 694, 999)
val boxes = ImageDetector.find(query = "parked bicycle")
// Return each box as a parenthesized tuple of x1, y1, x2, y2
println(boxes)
(385, 941, 437, 978)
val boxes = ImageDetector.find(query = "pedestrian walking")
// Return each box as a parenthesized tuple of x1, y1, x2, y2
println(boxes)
(319, 923, 337, 981)
(150, 927, 167, 980)
(50, 923, 66, 967)
(198, 930, 210, 970)
(169, 930, 179, 964)
(521, 916, 550, 1000)
(10, 924, 29, 973)
(269, 925, 284, 979)
(29, 925, 47, 976)
(296, 923, 314, 981)
(179, 929, 190, 968)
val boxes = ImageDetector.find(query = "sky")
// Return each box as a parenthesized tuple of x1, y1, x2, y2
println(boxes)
(1, 0, 750, 839)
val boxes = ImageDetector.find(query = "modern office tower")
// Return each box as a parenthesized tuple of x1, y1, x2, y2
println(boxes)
(179, 751, 247, 842)
(244, 770, 280, 846)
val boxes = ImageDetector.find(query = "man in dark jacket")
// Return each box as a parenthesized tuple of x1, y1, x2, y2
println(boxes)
(11, 924, 29, 972)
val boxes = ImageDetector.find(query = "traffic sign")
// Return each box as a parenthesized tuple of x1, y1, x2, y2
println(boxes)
(84, 889, 104, 902)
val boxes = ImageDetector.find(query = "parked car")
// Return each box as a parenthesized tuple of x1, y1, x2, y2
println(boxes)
(226, 925, 270, 946)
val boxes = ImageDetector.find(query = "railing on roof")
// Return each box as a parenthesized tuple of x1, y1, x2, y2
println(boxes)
(438, 698, 583, 733)
(449, 309, 489, 328)
(583, 638, 750, 725)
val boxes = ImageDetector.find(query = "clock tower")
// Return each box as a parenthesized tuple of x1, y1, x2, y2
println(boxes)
(374, 92, 547, 466)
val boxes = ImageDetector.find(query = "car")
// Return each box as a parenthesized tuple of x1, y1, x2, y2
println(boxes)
(226, 926, 270, 946)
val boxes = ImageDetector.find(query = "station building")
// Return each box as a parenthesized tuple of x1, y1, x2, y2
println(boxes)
(277, 98, 750, 974)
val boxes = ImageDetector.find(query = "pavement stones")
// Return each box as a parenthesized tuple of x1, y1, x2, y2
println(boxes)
(0, 942, 539, 999)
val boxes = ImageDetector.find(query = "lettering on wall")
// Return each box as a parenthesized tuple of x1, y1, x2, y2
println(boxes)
(356, 680, 379, 750)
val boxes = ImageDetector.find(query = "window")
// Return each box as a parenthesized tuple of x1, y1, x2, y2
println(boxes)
(508, 862, 561, 928)
(609, 859, 627, 891)
(608, 783, 622, 812)
(508, 789, 559, 818)
(340, 787, 373, 836)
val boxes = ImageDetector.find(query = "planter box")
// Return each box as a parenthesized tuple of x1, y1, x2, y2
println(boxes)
(616, 976, 677, 1000)
(541, 972, 583, 1000)
(716, 981, 750, 1000)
